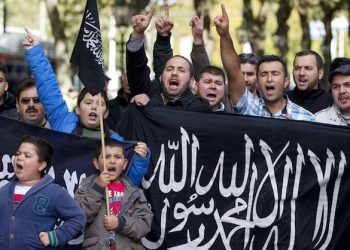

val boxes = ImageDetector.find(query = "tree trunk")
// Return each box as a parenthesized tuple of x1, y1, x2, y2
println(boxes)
(194, 0, 211, 33)
(274, 0, 293, 59)
(46, 0, 73, 93)
(2, 0, 6, 33)
(296, 0, 311, 50)
(320, 3, 333, 88)
(243, 0, 270, 57)
(130, 0, 150, 15)
(320, 0, 346, 88)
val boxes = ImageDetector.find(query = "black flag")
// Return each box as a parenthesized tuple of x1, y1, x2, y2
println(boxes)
(70, 0, 105, 95)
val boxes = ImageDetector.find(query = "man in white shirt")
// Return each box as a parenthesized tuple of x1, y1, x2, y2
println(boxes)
(315, 58, 350, 126)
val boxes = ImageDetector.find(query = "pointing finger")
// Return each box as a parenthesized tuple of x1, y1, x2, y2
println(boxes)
(147, 5, 156, 20)
(221, 4, 228, 19)
(164, 4, 169, 17)
(24, 28, 34, 39)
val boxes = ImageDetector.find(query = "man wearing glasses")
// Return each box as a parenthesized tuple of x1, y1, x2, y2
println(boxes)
(16, 78, 50, 128)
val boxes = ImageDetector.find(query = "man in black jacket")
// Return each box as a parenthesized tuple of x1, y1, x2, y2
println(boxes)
(126, 6, 211, 113)
(0, 66, 18, 119)
(286, 50, 333, 113)
(106, 73, 132, 131)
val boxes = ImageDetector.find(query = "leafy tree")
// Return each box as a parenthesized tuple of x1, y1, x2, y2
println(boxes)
(274, 0, 294, 59)
(296, 0, 311, 50)
(316, 0, 347, 86)
(242, 0, 270, 56)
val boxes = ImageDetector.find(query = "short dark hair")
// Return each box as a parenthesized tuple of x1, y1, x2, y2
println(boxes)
(19, 135, 53, 168)
(258, 55, 288, 77)
(294, 50, 324, 70)
(239, 53, 259, 66)
(166, 55, 194, 78)
(94, 138, 125, 159)
(197, 65, 226, 82)
(16, 78, 36, 99)
(77, 87, 109, 109)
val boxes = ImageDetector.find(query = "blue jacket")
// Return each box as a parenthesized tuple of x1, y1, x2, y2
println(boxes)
(25, 44, 150, 186)
(0, 175, 86, 250)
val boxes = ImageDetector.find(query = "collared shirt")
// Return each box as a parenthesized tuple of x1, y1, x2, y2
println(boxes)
(214, 102, 225, 112)
(234, 89, 315, 121)
(315, 104, 350, 126)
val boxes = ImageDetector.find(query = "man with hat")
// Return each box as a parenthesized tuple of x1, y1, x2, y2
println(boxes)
(315, 57, 350, 126)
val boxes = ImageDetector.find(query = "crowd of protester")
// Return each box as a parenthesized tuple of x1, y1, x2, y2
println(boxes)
(0, 3, 349, 250)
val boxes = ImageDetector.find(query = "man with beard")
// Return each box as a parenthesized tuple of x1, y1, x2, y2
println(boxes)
(239, 53, 260, 96)
(126, 6, 211, 112)
(216, 4, 314, 121)
(286, 50, 333, 113)
(315, 57, 350, 126)
(16, 78, 50, 128)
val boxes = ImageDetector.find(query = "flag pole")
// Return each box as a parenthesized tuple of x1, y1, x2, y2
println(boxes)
(98, 93, 110, 216)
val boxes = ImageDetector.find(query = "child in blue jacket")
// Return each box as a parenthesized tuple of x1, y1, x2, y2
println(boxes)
(0, 135, 86, 250)
(23, 28, 150, 186)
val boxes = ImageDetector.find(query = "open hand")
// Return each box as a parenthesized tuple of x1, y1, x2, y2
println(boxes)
(131, 93, 150, 106)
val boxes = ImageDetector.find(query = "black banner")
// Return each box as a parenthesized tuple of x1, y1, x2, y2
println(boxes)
(70, 0, 105, 95)
(119, 105, 350, 250)
(0, 117, 136, 197)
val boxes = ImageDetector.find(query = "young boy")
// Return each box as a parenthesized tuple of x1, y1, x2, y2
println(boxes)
(75, 139, 153, 250)
(23, 28, 149, 186)
(0, 136, 86, 250)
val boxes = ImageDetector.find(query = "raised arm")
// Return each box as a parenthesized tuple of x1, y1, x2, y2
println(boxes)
(153, 4, 174, 79)
(213, 4, 245, 105)
(126, 7, 155, 97)
(189, 8, 210, 80)
(23, 28, 78, 133)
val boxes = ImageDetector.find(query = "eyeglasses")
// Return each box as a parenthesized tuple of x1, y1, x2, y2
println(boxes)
(19, 97, 41, 105)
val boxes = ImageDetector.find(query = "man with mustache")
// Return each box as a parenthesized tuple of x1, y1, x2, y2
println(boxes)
(315, 57, 350, 126)
(16, 78, 50, 128)
(126, 6, 211, 112)
(216, 4, 314, 121)
(286, 50, 333, 113)
(23, 29, 149, 187)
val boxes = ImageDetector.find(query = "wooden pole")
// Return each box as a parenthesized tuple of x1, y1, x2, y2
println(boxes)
(98, 93, 110, 216)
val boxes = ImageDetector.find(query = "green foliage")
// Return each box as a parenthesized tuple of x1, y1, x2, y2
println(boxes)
(6, 0, 40, 28)
(4, 0, 349, 77)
